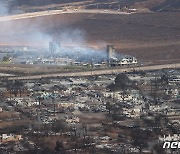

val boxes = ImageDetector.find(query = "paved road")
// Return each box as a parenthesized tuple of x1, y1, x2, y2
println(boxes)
(0, 9, 130, 22)
(7, 63, 180, 80)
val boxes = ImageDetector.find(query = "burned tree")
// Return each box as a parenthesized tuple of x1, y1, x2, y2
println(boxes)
(13, 80, 24, 97)
(6, 80, 25, 98)
(55, 140, 65, 153)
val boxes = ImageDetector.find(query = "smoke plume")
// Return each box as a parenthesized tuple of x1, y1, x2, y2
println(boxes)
(0, 3, 107, 62)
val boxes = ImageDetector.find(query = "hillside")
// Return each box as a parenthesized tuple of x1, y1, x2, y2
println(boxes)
(152, 0, 180, 12)
(0, 12, 179, 63)
(0, 0, 180, 15)
(0, 0, 179, 64)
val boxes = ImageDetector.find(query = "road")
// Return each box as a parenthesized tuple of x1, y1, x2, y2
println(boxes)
(0, 9, 130, 22)
(7, 63, 180, 80)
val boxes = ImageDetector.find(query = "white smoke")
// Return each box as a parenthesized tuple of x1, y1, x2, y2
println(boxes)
(0, 1, 9, 16)
(48, 27, 107, 62)
(58, 28, 87, 46)
(0, 3, 107, 62)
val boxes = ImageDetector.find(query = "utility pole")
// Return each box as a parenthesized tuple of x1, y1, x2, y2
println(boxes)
(10, 89, 12, 101)
(84, 2, 86, 10)
(53, 98, 56, 116)
(52, 92, 56, 116)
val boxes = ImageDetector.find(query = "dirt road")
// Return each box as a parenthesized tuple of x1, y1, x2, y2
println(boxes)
(7, 63, 180, 80)
(0, 9, 130, 22)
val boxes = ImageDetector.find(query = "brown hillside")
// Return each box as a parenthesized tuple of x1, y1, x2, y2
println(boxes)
(0, 12, 179, 63)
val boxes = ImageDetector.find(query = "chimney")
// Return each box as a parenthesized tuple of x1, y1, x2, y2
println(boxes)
(106, 45, 115, 66)
(49, 41, 60, 55)
(106, 45, 115, 60)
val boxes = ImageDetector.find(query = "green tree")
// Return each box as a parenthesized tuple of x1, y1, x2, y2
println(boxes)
(115, 73, 130, 102)
(3, 56, 10, 62)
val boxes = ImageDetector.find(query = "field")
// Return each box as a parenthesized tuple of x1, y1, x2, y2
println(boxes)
(0, 63, 92, 75)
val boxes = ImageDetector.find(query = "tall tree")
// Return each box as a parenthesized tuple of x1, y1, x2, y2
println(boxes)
(114, 73, 130, 102)
(55, 140, 65, 153)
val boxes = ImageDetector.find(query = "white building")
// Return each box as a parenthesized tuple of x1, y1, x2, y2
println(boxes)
(109, 56, 137, 66)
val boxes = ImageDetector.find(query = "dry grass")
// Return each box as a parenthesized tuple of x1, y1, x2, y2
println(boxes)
(0, 120, 30, 128)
